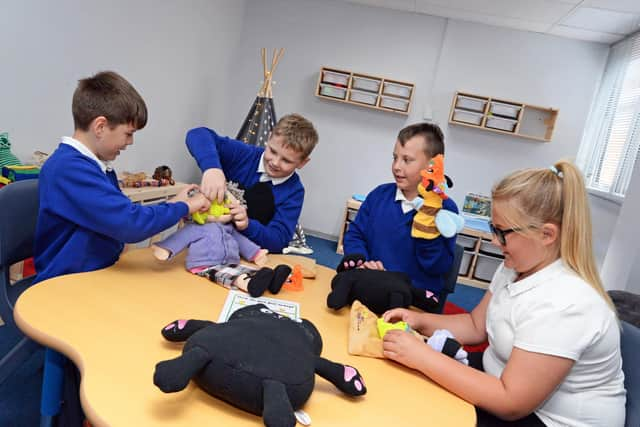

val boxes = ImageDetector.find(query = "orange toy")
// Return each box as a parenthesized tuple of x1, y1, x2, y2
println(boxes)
(283, 264, 304, 291)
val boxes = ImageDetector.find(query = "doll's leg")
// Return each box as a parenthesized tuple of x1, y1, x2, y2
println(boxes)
(232, 229, 268, 265)
(152, 224, 201, 261)
(153, 346, 210, 393)
(262, 379, 295, 427)
(269, 265, 292, 294)
(314, 357, 367, 396)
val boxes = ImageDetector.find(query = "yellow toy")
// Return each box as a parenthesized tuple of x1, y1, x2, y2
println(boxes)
(192, 198, 231, 225)
(376, 318, 411, 338)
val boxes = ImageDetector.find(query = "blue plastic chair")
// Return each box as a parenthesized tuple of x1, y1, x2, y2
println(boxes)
(0, 180, 41, 385)
(622, 321, 640, 427)
(435, 243, 464, 313)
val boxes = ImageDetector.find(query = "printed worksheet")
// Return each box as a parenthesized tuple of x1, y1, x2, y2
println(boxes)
(218, 290, 300, 322)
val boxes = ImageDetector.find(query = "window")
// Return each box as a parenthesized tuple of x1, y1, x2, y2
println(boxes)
(577, 31, 640, 200)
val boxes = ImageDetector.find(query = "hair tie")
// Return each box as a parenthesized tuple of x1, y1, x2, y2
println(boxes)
(549, 165, 562, 178)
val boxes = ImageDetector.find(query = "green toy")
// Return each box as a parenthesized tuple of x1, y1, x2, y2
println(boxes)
(376, 318, 411, 339)
(192, 198, 231, 225)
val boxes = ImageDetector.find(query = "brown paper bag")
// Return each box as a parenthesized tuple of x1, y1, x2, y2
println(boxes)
(348, 300, 384, 358)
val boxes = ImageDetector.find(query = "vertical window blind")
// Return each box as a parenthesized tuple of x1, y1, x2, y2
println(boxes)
(577, 31, 640, 198)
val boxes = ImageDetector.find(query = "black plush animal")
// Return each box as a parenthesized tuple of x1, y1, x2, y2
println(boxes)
(153, 304, 366, 427)
(327, 268, 439, 315)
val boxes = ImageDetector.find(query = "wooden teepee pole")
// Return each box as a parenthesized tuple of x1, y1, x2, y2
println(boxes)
(258, 48, 284, 98)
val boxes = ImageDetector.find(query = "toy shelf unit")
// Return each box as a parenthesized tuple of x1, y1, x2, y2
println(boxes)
(316, 67, 414, 115)
(456, 227, 504, 289)
(448, 92, 558, 142)
(336, 198, 362, 255)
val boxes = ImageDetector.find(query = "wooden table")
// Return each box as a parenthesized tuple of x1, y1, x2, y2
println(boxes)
(14, 250, 475, 427)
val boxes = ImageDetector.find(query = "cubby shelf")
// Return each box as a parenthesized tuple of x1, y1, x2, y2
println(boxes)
(316, 67, 414, 115)
(449, 91, 558, 142)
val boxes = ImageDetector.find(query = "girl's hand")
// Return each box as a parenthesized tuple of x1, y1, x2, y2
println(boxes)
(383, 308, 420, 327)
(382, 330, 429, 371)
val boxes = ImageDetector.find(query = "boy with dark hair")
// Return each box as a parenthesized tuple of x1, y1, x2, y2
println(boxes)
(341, 122, 458, 296)
(34, 71, 209, 426)
(34, 71, 209, 284)
(186, 113, 318, 253)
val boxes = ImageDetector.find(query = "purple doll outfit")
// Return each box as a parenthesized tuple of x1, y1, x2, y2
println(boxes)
(156, 222, 261, 270)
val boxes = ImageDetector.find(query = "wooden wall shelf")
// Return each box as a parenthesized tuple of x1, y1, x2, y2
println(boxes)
(449, 91, 558, 142)
(316, 67, 414, 115)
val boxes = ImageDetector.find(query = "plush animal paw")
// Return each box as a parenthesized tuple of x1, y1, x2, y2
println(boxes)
(161, 319, 214, 342)
(426, 329, 468, 365)
(337, 253, 366, 272)
(339, 365, 367, 396)
(435, 210, 465, 238)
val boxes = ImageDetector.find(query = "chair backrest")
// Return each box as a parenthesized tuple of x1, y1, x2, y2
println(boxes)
(0, 180, 39, 269)
(622, 321, 640, 427)
(442, 243, 464, 295)
(434, 243, 464, 313)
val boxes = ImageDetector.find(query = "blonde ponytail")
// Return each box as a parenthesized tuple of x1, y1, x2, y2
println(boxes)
(554, 161, 616, 313)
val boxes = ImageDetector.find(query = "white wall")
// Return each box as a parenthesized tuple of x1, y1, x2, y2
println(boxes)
(227, 0, 610, 245)
(219, 0, 447, 238)
(2, 0, 619, 265)
(0, 0, 246, 183)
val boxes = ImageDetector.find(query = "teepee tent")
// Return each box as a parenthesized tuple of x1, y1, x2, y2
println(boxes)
(236, 48, 313, 255)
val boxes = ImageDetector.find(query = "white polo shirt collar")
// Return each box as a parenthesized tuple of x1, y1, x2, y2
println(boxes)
(505, 258, 565, 297)
(395, 188, 419, 214)
(61, 136, 112, 173)
(257, 152, 293, 185)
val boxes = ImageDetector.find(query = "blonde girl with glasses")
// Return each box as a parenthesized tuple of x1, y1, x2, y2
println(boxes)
(382, 161, 625, 427)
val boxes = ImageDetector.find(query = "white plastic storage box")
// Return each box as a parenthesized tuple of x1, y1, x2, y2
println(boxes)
(455, 95, 487, 112)
(382, 82, 412, 98)
(459, 250, 473, 276)
(352, 76, 381, 93)
(322, 70, 350, 86)
(473, 253, 502, 282)
(485, 116, 517, 132)
(349, 89, 378, 105)
(380, 95, 409, 112)
(452, 109, 483, 125)
(490, 101, 522, 119)
(456, 234, 478, 250)
(479, 240, 503, 257)
(319, 83, 347, 99)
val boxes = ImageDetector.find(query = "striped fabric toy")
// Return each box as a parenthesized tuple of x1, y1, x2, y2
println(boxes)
(0, 132, 23, 168)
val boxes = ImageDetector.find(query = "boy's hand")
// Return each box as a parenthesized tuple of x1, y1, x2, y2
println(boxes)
(171, 184, 199, 204)
(185, 193, 211, 215)
(201, 168, 227, 203)
(382, 330, 429, 370)
(228, 199, 249, 231)
(360, 260, 385, 270)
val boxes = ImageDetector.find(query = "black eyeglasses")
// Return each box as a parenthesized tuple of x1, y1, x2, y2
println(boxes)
(489, 223, 521, 246)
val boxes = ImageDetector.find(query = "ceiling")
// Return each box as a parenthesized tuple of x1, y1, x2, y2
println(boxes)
(339, 0, 640, 44)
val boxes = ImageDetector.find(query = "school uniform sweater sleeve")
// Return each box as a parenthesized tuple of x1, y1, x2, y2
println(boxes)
(186, 127, 257, 176)
(412, 197, 459, 275)
(46, 156, 188, 243)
